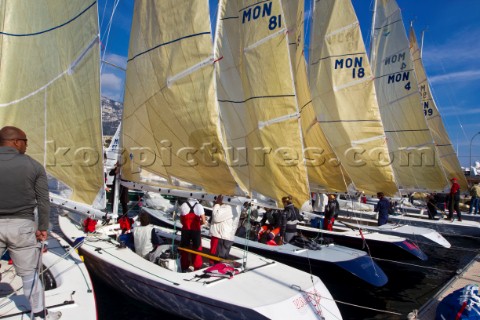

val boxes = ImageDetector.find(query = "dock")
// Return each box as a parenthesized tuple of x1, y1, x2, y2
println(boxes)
(417, 254, 480, 319)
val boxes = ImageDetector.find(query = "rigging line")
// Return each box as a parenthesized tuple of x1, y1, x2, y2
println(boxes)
(374, 68, 414, 80)
(218, 94, 295, 104)
(384, 128, 430, 133)
(0, 1, 96, 37)
(334, 299, 403, 316)
(99, 0, 110, 31)
(373, 18, 403, 32)
(127, 32, 211, 63)
(220, 16, 239, 21)
(317, 119, 381, 124)
(100, 0, 120, 74)
(310, 51, 365, 66)
(371, 257, 453, 273)
(239, 1, 271, 12)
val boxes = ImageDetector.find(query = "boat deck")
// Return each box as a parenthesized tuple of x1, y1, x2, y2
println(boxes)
(418, 254, 480, 319)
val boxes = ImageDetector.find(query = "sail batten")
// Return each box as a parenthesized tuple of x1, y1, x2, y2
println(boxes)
(122, 0, 243, 196)
(215, 0, 310, 206)
(0, 1, 104, 206)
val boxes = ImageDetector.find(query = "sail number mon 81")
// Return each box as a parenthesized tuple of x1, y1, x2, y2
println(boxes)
(242, 1, 282, 31)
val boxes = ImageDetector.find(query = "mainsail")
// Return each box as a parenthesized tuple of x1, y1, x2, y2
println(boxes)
(308, 0, 398, 196)
(215, 0, 310, 206)
(370, 0, 448, 192)
(282, 0, 352, 193)
(121, 0, 241, 196)
(0, 1, 104, 206)
(409, 25, 468, 190)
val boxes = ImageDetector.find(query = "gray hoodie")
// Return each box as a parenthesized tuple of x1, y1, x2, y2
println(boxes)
(0, 146, 49, 230)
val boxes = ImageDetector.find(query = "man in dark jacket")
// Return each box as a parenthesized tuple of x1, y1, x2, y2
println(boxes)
(374, 192, 390, 226)
(280, 195, 301, 243)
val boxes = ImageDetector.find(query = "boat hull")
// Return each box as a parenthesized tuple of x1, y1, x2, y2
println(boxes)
(144, 207, 388, 287)
(59, 214, 342, 319)
(297, 224, 428, 261)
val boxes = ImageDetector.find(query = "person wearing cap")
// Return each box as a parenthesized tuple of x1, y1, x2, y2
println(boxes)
(447, 177, 462, 221)
(323, 194, 339, 230)
(280, 195, 302, 244)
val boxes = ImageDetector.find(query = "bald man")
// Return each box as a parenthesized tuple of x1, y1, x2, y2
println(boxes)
(0, 126, 61, 319)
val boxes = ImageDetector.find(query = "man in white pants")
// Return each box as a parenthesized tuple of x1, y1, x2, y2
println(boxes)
(0, 126, 61, 320)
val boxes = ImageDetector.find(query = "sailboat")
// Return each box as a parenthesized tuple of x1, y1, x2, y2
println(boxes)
(408, 25, 468, 191)
(338, 0, 480, 237)
(370, 0, 449, 193)
(283, 0, 353, 193)
(0, 1, 100, 318)
(307, 0, 398, 197)
(54, 0, 343, 318)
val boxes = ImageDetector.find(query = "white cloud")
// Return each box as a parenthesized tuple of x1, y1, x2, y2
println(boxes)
(101, 73, 124, 101)
(441, 107, 480, 117)
(429, 69, 480, 84)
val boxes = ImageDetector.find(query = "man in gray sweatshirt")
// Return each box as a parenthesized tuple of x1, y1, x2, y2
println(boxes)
(0, 126, 61, 320)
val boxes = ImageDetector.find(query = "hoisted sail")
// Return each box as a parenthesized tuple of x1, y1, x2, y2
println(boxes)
(370, 0, 448, 192)
(215, 0, 310, 206)
(308, 0, 398, 196)
(282, 0, 352, 193)
(0, 1, 104, 206)
(409, 26, 468, 190)
(121, 0, 241, 196)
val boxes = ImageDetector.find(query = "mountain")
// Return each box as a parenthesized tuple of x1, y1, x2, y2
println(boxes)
(101, 96, 123, 136)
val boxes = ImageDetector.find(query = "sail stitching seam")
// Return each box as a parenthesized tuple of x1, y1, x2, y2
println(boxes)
(0, 1, 96, 37)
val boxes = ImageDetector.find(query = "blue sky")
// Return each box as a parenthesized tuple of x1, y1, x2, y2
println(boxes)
(98, 0, 480, 168)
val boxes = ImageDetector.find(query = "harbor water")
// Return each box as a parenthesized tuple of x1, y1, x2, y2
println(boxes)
(52, 209, 480, 319)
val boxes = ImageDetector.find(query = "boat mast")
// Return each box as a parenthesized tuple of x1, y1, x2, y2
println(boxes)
(368, 0, 378, 62)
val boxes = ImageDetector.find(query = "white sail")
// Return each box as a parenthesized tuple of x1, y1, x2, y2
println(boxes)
(370, 0, 448, 192)
(0, 1, 104, 206)
(215, 0, 310, 206)
(282, 0, 353, 193)
(121, 0, 242, 196)
(409, 26, 468, 190)
(308, 0, 398, 196)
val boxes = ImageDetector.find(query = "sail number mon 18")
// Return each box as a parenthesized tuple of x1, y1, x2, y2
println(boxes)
(335, 57, 365, 79)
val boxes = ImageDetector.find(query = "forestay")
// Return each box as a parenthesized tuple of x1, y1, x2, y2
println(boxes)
(409, 25, 468, 191)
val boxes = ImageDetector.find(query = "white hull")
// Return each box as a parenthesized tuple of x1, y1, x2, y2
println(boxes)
(0, 232, 96, 319)
(340, 208, 480, 239)
(58, 213, 342, 320)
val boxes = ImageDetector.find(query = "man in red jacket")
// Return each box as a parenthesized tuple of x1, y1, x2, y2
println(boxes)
(447, 177, 462, 222)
